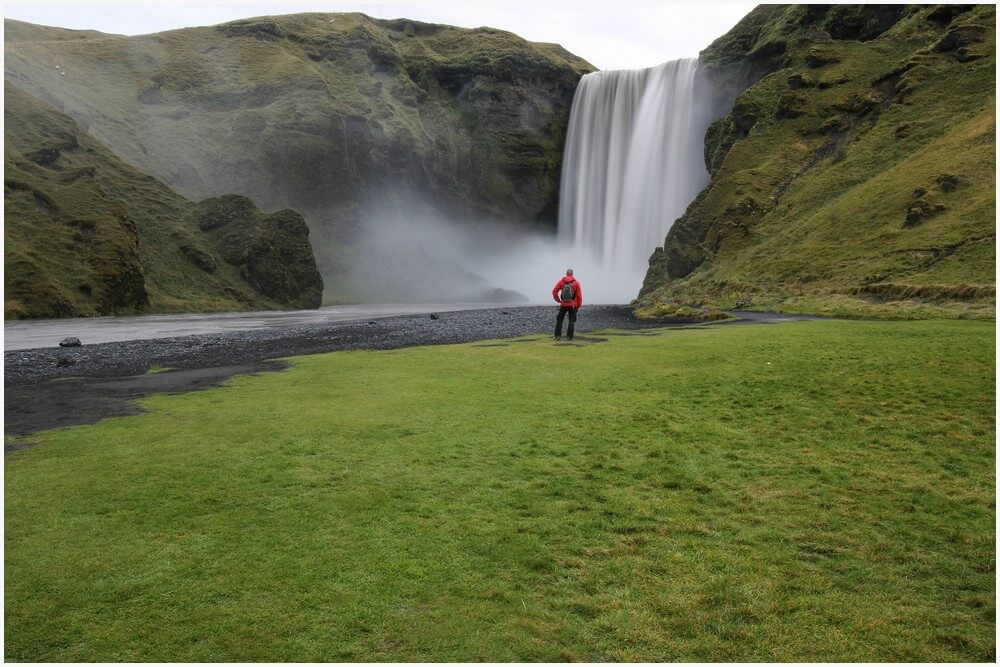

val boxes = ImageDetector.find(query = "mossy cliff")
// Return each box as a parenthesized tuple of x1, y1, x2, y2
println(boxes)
(639, 4, 995, 319)
(5, 14, 594, 299)
(5, 84, 322, 318)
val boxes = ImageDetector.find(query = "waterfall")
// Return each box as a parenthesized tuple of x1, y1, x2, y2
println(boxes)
(558, 58, 710, 301)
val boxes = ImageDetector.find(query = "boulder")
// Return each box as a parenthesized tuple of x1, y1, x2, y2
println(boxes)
(904, 196, 946, 227)
(59, 337, 81, 347)
(937, 174, 959, 193)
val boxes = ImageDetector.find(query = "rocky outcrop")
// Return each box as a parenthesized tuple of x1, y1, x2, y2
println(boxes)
(198, 197, 323, 308)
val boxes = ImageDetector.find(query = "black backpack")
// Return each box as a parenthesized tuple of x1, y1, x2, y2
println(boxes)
(560, 282, 575, 302)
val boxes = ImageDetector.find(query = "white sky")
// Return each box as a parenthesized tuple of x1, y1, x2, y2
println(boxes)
(3, 0, 755, 70)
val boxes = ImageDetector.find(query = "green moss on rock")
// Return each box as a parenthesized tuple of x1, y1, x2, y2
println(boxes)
(199, 199, 323, 308)
(638, 4, 996, 320)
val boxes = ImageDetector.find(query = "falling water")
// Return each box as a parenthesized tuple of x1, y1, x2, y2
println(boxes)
(558, 59, 710, 301)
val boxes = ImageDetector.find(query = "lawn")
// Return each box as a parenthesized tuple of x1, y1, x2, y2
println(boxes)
(5, 320, 995, 661)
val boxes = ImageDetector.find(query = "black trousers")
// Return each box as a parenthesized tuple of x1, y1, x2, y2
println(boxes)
(555, 306, 578, 339)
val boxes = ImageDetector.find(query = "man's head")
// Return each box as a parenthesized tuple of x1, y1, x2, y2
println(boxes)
(566, 268, 574, 276)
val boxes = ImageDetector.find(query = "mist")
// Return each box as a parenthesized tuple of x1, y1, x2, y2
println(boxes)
(329, 195, 647, 305)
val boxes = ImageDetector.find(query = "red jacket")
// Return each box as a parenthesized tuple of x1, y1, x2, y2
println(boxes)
(552, 275, 583, 308)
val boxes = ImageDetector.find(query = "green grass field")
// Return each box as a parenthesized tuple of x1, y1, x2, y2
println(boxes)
(5, 320, 995, 661)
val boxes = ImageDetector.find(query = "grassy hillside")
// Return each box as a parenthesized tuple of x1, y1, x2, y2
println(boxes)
(6, 320, 994, 660)
(5, 83, 322, 318)
(4, 15, 595, 300)
(3, 20, 113, 43)
(639, 5, 995, 319)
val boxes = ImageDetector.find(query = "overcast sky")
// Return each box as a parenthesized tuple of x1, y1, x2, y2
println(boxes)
(4, 0, 755, 70)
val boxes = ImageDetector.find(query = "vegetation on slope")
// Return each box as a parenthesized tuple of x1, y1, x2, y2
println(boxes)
(4, 84, 322, 318)
(5, 320, 995, 660)
(4, 15, 595, 299)
(639, 5, 995, 318)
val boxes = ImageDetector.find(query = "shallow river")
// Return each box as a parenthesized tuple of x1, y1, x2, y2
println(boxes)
(3, 303, 503, 351)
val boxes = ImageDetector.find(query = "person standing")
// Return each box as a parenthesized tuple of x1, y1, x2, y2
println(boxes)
(552, 269, 583, 340)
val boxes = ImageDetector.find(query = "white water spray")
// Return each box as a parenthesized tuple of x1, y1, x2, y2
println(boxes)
(558, 59, 710, 301)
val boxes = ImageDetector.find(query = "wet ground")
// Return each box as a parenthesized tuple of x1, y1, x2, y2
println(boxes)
(3, 303, 499, 351)
(4, 305, 819, 443)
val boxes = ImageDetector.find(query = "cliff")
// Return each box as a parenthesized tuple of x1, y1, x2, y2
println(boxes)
(5, 14, 595, 301)
(639, 4, 995, 319)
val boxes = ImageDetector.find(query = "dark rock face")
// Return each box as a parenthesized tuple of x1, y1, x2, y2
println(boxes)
(703, 99, 757, 176)
(805, 47, 841, 69)
(92, 213, 150, 313)
(218, 21, 286, 40)
(787, 73, 810, 89)
(822, 5, 909, 41)
(776, 90, 808, 118)
(239, 211, 323, 308)
(933, 23, 989, 52)
(904, 196, 946, 227)
(27, 146, 61, 165)
(902, 175, 959, 227)
(927, 5, 975, 26)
